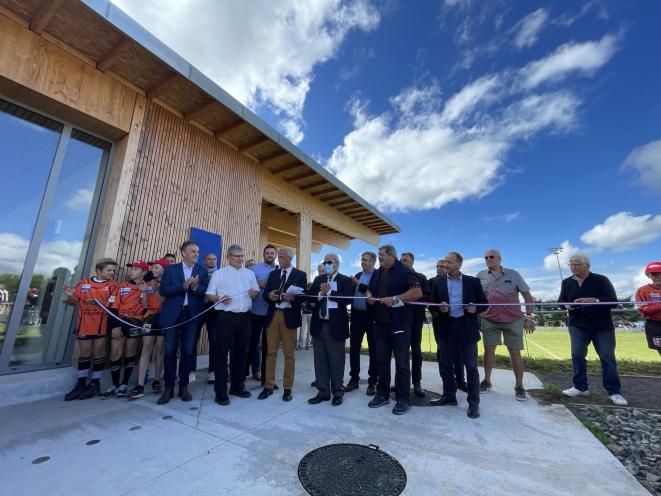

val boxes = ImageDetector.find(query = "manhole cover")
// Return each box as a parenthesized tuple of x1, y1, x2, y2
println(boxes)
(189, 406, 199, 411)
(129, 426, 141, 431)
(32, 456, 50, 464)
(298, 443, 406, 496)
(389, 389, 442, 406)
(162, 415, 173, 420)
(86, 440, 100, 445)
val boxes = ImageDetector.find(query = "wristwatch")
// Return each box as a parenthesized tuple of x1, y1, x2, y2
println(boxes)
(392, 296, 400, 305)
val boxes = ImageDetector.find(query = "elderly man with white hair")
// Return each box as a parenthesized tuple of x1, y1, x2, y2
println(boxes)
(558, 254, 628, 406)
(306, 253, 354, 406)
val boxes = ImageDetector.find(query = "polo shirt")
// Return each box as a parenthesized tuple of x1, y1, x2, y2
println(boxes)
(477, 267, 530, 323)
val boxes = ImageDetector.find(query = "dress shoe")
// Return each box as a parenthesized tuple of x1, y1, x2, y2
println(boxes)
(456, 380, 468, 392)
(430, 395, 458, 406)
(413, 383, 426, 398)
(344, 380, 359, 392)
(257, 388, 273, 400)
(179, 387, 192, 402)
(308, 395, 330, 405)
(282, 389, 293, 401)
(229, 389, 251, 398)
(215, 395, 230, 406)
(392, 400, 410, 415)
(157, 388, 174, 405)
(366, 384, 376, 396)
(332, 397, 343, 406)
(310, 380, 318, 388)
(273, 384, 279, 390)
(368, 396, 389, 408)
(467, 406, 480, 419)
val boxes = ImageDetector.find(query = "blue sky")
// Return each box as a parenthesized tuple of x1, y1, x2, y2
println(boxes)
(112, 0, 661, 299)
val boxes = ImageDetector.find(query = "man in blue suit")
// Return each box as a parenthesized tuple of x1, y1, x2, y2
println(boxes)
(430, 251, 488, 419)
(157, 240, 209, 404)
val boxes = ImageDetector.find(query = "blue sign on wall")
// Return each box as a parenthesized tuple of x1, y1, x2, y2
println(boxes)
(190, 227, 222, 268)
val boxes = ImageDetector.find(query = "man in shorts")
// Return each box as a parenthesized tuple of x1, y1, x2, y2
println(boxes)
(476, 249, 535, 401)
(636, 261, 661, 356)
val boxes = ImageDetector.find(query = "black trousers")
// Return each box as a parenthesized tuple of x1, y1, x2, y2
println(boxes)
(349, 309, 378, 385)
(212, 310, 251, 397)
(246, 313, 266, 378)
(313, 322, 346, 399)
(432, 318, 465, 382)
(373, 321, 411, 403)
(438, 318, 479, 408)
(410, 313, 425, 384)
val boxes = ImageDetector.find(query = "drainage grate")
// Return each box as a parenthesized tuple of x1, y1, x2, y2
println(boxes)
(298, 443, 406, 496)
(390, 388, 442, 406)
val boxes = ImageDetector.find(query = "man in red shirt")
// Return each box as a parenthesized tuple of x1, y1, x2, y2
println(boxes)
(636, 261, 661, 356)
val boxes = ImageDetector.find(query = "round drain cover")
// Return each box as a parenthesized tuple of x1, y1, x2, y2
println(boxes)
(389, 388, 442, 406)
(298, 443, 406, 496)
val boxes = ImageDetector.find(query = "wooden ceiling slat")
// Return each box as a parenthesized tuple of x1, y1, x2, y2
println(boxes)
(214, 119, 247, 137)
(184, 99, 217, 121)
(261, 150, 289, 165)
(30, 0, 61, 35)
(239, 135, 270, 153)
(312, 185, 337, 195)
(298, 178, 328, 190)
(270, 162, 303, 175)
(337, 203, 360, 212)
(147, 73, 179, 99)
(287, 170, 318, 183)
(96, 38, 131, 72)
(327, 197, 354, 207)
(350, 212, 375, 221)
(318, 190, 346, 201)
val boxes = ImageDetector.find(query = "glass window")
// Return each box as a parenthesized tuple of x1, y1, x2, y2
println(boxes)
(0, 100, 63, 354)
(9, 129, 111, 368)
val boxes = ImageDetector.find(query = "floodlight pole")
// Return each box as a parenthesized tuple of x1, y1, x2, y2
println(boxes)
(548, 247, 564, 283)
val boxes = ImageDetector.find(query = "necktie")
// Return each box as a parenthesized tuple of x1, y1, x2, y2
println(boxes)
(277, 269, 287, 303)
(320, 275, 331, 319)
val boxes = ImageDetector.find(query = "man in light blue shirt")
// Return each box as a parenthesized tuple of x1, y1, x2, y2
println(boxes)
(246, 245, 278, 383)
(447, 272, 464, 318)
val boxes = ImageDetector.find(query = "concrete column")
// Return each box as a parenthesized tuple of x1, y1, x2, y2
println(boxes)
(296, 212, 312, 280)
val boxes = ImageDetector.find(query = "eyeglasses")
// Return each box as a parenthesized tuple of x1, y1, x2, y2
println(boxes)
(568, 263, 585, 267)
(484, 255, 497, 260)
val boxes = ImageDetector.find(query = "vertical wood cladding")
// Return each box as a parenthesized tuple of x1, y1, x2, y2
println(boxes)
(116, 101, 263, 354)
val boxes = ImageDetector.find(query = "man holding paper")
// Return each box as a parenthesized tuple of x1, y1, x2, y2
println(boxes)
(307, 254, 353, 406)
(258, 247, 308, 401)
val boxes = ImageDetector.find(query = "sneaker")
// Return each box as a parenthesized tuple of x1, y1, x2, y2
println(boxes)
(479, 380, 492, 393)
(151, 380, 162, 393)
(101, 385, 118, 399)
(64, 382, 87, 401)
(392, 401, 411, 415)
(208, 371, 216, 384)
(368, 396, 390, 408)
(562, 387, 589, 398)
(116, 384, 129, 397)
(514, 386, 528, 402)
(609, 394, 628, 406)
(78, 382, 100, 400)
(129, 385, 144, 400)
(189, 372, 196, 383)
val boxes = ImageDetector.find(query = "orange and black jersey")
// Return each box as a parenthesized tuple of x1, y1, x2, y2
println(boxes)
(112, 281, 147, 320)
(74, 277, 117, 336)
(636, 284, 661, 321)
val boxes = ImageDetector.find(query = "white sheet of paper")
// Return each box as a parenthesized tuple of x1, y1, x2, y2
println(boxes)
(286, 285, 304, 295)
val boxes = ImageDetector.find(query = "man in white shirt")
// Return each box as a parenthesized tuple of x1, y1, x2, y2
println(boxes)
(206, 244, 259, 405)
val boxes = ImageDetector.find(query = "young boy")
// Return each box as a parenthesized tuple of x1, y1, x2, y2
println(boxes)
(636, 261, 661, 356)
(103, 261, 149, 398)
(63, 258, 118, 401)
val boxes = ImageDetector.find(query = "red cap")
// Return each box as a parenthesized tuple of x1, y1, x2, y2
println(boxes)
(148, 258, 171, 268)
(126, 261, 149, 272)
(645, 261, 661, 274)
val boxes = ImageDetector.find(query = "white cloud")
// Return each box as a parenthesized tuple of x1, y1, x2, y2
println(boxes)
(0, 232, 82, 276)
(543, 240, 584, 272)
(580, 212, 661, 252)
(621, 139, 661, 193)
(65, 188, 93, 211)
(482, 212, 520, 223)
(111, 0, 380, 144)
(521, 33, 619, 89)
(514, 8, 549, 49)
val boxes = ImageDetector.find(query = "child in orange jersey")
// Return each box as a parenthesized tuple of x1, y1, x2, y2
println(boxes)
(63, 258, 118, 401)
(636, 261, 661, 356)
(129, 258, 169, 399)
(102, 261, 149, 398)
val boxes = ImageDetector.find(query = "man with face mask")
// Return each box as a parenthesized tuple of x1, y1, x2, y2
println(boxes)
(306, 254, 354, 406)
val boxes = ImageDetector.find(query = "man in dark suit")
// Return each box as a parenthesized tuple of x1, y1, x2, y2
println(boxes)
(430, 251, 488, 419)
(258, 247, 308, 402)
(157, 240, 209, 404)
(400, 252, 431, 397)
(307, 254, 354, 406)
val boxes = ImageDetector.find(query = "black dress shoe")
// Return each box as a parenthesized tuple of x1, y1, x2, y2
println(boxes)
(310, 381, 318, 388)
(430, 395, 458, 406)
(257, 388, 273, 400)
(273, 384, 279, 390)
(467, 406, 480, 419)
(215, 395, 230, 406)
(157, 388, 174, 405)
(413, 383, 426, 398)
(366, 384, 376, 396)
(308, 395, 330, 405)
(332, 397, 343, 406)
(282, 389, 293, 401)
(344, 380, 359, 392)
(179, 387, 192, 402)
(456, 380, 469, 393)
(229, 389, 251, 398)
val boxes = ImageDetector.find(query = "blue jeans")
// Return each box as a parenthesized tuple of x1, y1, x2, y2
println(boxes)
(568, 326, 621, 395)
(164, 308, 198, 389)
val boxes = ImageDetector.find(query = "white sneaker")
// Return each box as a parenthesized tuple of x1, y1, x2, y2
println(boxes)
(189, 372, 196, 383)
(609, 394, 628, 406)
(208, 371, 215, 384)
(562, 387, 589, 398)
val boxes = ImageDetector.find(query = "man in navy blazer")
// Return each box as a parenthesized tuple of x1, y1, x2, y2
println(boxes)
(157, 240, 209, 404)
(430, 251, 488, 419)
(306, 254, 354, 406)
(258, 247, 308, 402)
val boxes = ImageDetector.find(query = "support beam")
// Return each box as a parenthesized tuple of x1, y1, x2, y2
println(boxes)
(30, 0, 61, 35)
(298, 178, 328, 191)
(239, 135, 270, 153)
(327, 197, 354, 207)
(287, 170, 318, 183)
(96, 38, 131, 72)
(261, 150, 289, 166)
(342, 207, 366, 216)
(261, 206, 350, 249)
(184, 99, 217, 121)
(318, 190, 346, 201)
(350, 212, 376, 221)
(266, 230, 321, 254)
(214, 120, 247, 137)
(297, 212, 312, 278)
(270, 161, 303, 175)
(310, 185, 337, 195)
(147, 73, 179, 99)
